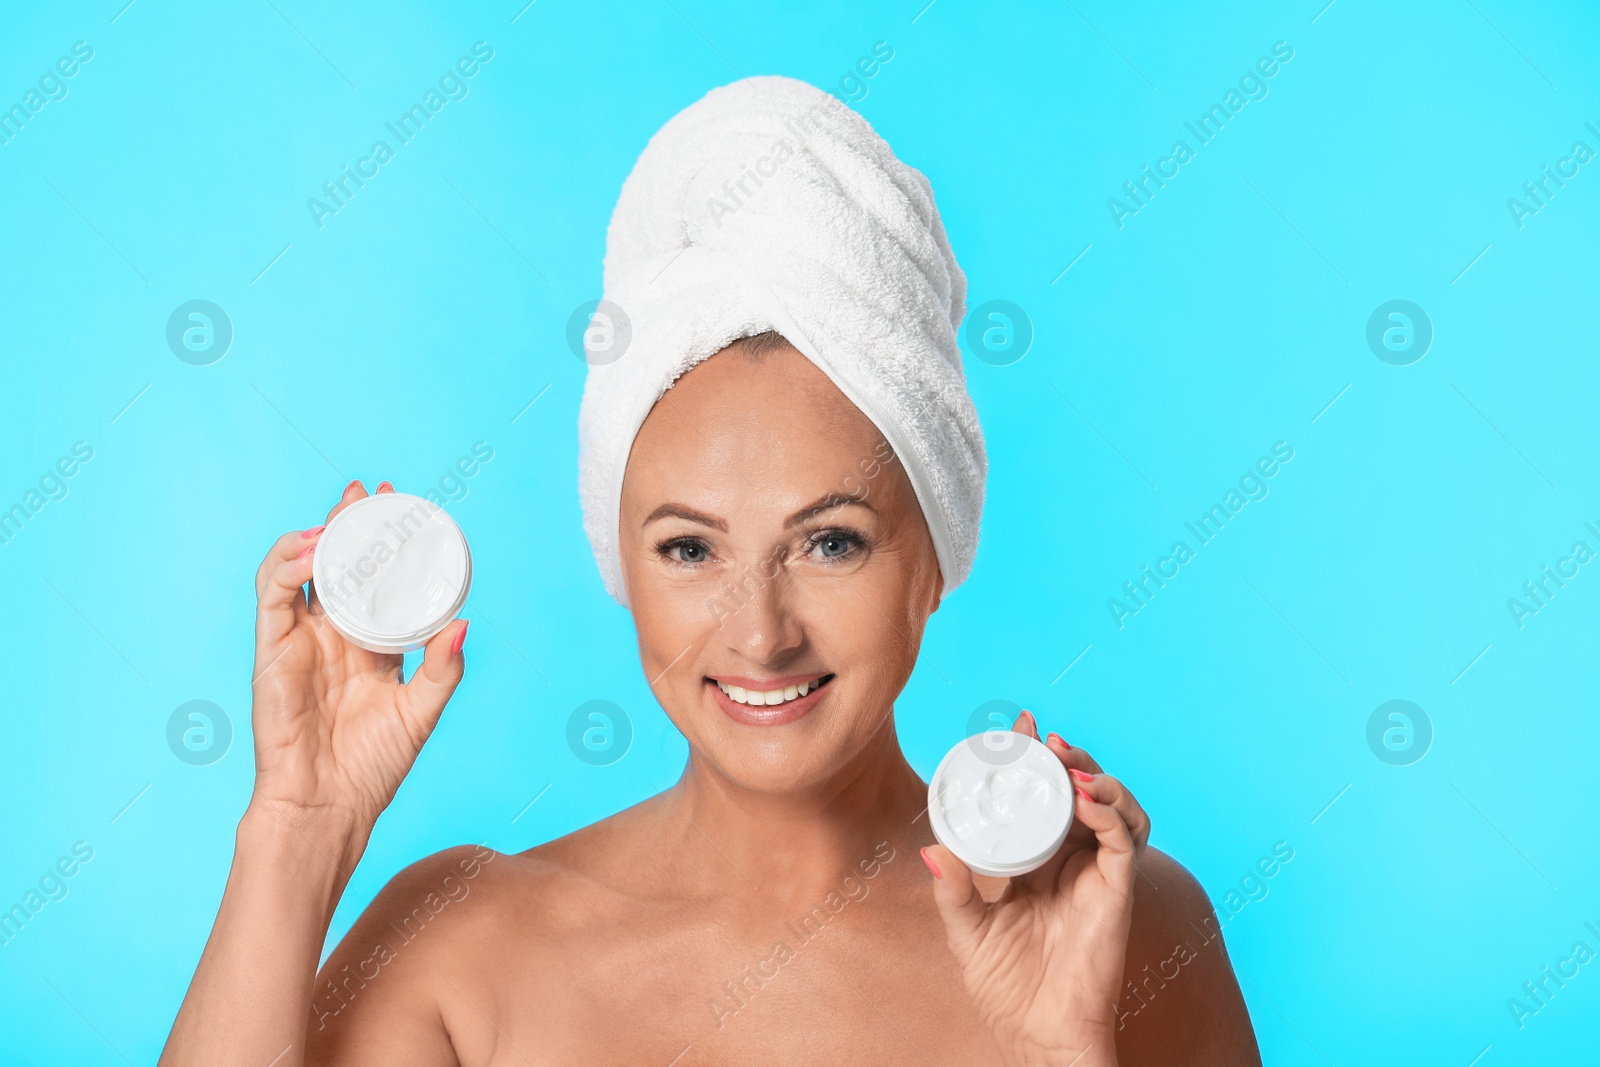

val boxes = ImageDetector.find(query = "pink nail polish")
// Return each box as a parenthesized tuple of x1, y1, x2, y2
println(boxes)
(1046, 731, 1069, 749)
(297, 544, 315, 559)
(301, 524, 325, 539)
(920, 847, 942, 880)
(1069, 767, 1093, 783)
(1075, 786, 1093, 803)
(450, 620, 469, 655)
(343, 479, 362, 496)
(377, 481, 394, 493)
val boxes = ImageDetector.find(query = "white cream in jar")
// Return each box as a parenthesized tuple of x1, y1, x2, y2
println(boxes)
(927, 733, 1074, 877)
(310, 492, 471, 654)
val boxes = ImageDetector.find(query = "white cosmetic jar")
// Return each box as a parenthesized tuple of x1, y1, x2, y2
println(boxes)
(927, 732, 1074, 878)
(309, 492, 472, 654)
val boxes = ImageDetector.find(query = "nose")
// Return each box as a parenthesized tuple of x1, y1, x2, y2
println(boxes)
(713, 555, 803, 666)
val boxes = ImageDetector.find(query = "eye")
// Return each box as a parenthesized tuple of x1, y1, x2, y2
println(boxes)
(817, 535, 851, 557)
(658, 537, 713, 565)
(806, 528, 866, 563)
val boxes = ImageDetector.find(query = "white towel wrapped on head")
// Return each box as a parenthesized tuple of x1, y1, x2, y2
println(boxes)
(578, 75, 986, 605)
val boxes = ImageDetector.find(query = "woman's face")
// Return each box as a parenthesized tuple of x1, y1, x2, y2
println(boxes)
(618, 338, 943, 793)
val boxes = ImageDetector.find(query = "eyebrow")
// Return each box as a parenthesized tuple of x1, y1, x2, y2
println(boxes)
(784, 491, 874, 529)
(642, 504, 727, 531)
(640, 491, 875, 532)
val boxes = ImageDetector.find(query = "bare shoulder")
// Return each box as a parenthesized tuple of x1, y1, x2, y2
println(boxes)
(349, 810, 656, 955)
(349, 795, 668, 942)
(302, 844, 526, 1064)
(1114, 847, 1262, 1067)
(304, 825, 637, 1065)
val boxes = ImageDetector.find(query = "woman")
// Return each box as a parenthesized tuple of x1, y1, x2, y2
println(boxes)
(163, 77, 1259, 1065)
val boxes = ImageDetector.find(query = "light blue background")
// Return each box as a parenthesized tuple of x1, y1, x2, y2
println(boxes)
(3, 0, 1597, 1062)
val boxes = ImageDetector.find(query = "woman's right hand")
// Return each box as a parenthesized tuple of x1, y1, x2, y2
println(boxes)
(249, 480, 469, 836)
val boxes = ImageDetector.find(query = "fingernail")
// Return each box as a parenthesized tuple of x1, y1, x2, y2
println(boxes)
(1046, 731, 1069, 749)
(343, 479, 363, 496)
(450, 620, 469, 656)
(919, 847, 942, 880)
(1068, 767, 1094, 782)
(297, 545, 315, 559)
(1019, 710, 1036, 729)
(1075, 786, 1093, 803)
(377, 481, 394, 493)
(301, 524, 325, 539)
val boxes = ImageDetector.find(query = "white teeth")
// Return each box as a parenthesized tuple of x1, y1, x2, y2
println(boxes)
(715, 676, 827, 707)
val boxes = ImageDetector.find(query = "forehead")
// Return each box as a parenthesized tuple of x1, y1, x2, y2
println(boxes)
(621, 345, 903, 517)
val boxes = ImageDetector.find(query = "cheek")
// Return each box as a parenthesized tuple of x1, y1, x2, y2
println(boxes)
(624, 566, 736, 703)
(871, 537, 940, 627)
(630, 578, 714, 661)
(809, 556, 927, 675)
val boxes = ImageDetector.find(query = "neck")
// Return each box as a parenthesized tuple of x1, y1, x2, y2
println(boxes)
(660, 711, 929, 910)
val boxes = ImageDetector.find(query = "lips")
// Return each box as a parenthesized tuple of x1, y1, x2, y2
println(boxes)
(707, 673, 834, 726)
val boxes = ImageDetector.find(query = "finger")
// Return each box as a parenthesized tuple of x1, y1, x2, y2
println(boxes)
(255, 528, 325, 645)
(1013, 708, 1039, 741)
(920, 843, 989, 967)
(1067, 770, 1150, 857)
(255, 525, 325, 598)
(1039, 733, 1105, 856)
(396, 619, 469, 740)
(257, 547, 318, 648)
(1042, 731, 1104, 776)
(1068, 777, 1138, 897)
(1017, 766, 1149, 893)
(327, 478, 368, 522)
(1043, 733, 1139, 845)
(307, 479, 369, 616)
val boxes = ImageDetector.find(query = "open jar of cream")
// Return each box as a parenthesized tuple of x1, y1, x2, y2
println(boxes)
(310, 491, 472, 654)
(927, 732, 1074, 878)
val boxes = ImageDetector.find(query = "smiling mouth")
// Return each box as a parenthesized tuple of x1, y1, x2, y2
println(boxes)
(711, 673, 835, 708)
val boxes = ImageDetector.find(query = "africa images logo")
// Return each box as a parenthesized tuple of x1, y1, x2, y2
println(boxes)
(306, 42, 495, 230)
(1106, 41, 1295, 229)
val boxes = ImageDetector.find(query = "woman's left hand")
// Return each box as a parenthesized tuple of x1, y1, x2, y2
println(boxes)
(923, 710, 1150, 1067)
